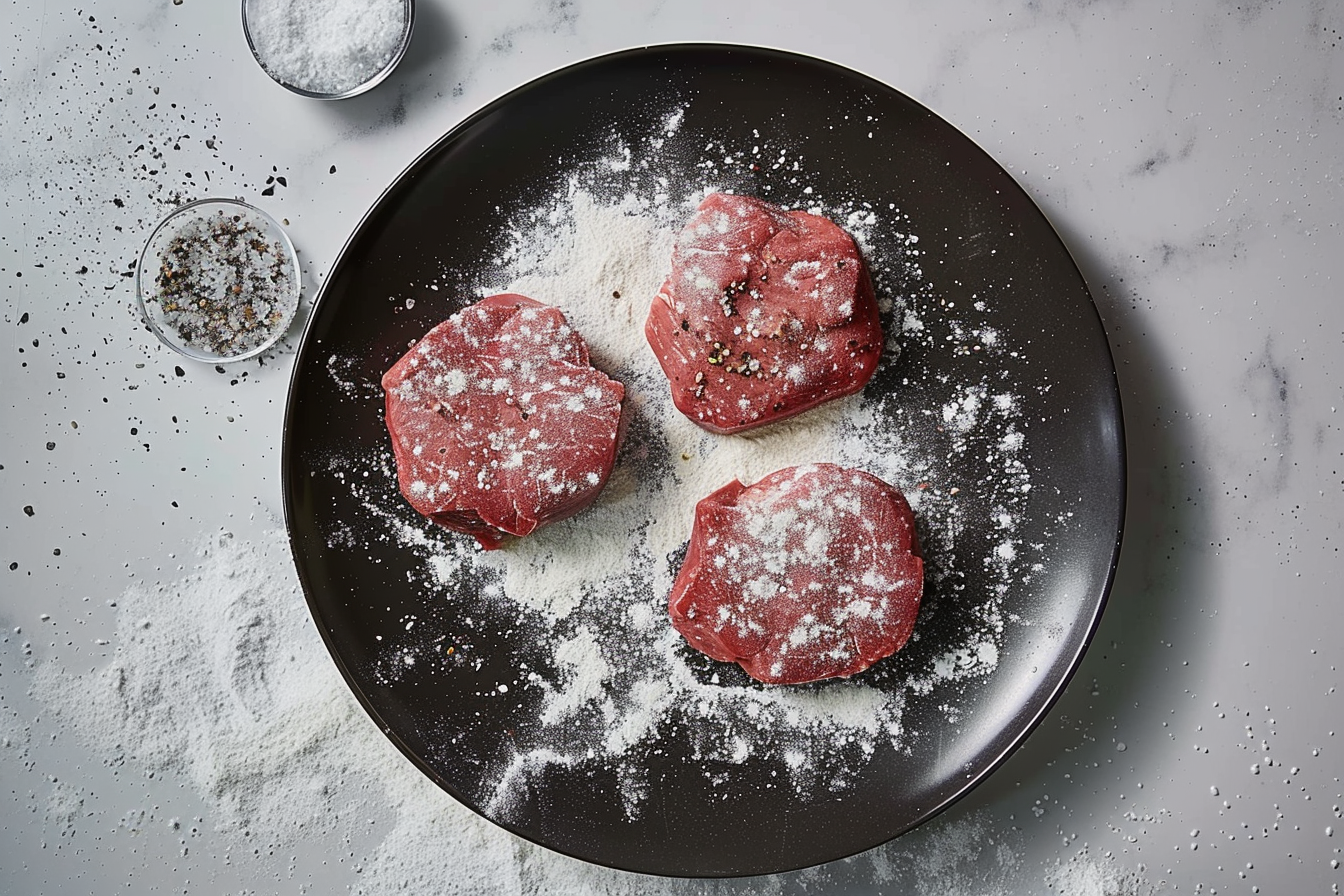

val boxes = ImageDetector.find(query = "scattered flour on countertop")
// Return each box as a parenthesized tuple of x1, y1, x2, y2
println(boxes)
(23, 527, 1155, 894)
(1043, 851, 1161, 896)
(31, 530, 399, 841)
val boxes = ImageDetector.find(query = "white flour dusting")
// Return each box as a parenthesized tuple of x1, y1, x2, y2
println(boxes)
(32, 530, 392, 839)
(319, 105, 1043, 821)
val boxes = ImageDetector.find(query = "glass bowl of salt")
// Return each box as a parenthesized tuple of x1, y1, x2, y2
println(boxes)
(241, 0, 415, 100)
(136, 199, 301, 363)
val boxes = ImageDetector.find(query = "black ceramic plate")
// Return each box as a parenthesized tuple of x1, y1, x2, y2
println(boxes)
(282, 45, 1124, 878)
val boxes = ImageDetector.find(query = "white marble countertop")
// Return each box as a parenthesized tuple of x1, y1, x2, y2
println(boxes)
(3, 1, 1343, 893)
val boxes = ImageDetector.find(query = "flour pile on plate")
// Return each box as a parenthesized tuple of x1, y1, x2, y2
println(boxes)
(330, 108, 1037, 818)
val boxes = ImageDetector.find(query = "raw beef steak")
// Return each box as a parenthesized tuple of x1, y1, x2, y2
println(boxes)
(382, 294, 624, 549)
(645, 193, 883, 434)
(668, 464, 923, 685)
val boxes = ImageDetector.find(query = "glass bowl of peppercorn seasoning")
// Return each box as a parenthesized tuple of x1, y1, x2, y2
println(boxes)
(136, 198, 300, 363)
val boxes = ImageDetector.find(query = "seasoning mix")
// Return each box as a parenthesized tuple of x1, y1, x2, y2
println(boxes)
(138, 200, 299, 361)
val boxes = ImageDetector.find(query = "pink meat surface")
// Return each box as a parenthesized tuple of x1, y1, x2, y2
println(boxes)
(381, 294, 624, 549)
(645, 193, 883, 434)
(668, 464, 923, 685)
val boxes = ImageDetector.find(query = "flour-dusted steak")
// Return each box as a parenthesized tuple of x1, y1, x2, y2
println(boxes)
(645, 193, 883, 434)
(382, 294, 624, 549)
(668, 464, 923, 685)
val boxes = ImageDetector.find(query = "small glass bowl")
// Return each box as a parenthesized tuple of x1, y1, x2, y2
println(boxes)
(241, 0, 415, 100)
(136, 199, 301, 363)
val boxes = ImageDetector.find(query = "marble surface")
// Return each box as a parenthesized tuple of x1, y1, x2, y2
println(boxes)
(3, 1, 1343, 892)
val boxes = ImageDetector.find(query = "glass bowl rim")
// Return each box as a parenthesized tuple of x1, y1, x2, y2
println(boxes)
(135, 196, 301, 364)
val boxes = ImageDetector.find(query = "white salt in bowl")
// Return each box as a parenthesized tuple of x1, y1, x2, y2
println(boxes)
(136, 199, 301, 363)
(241, 0, 415, 100)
